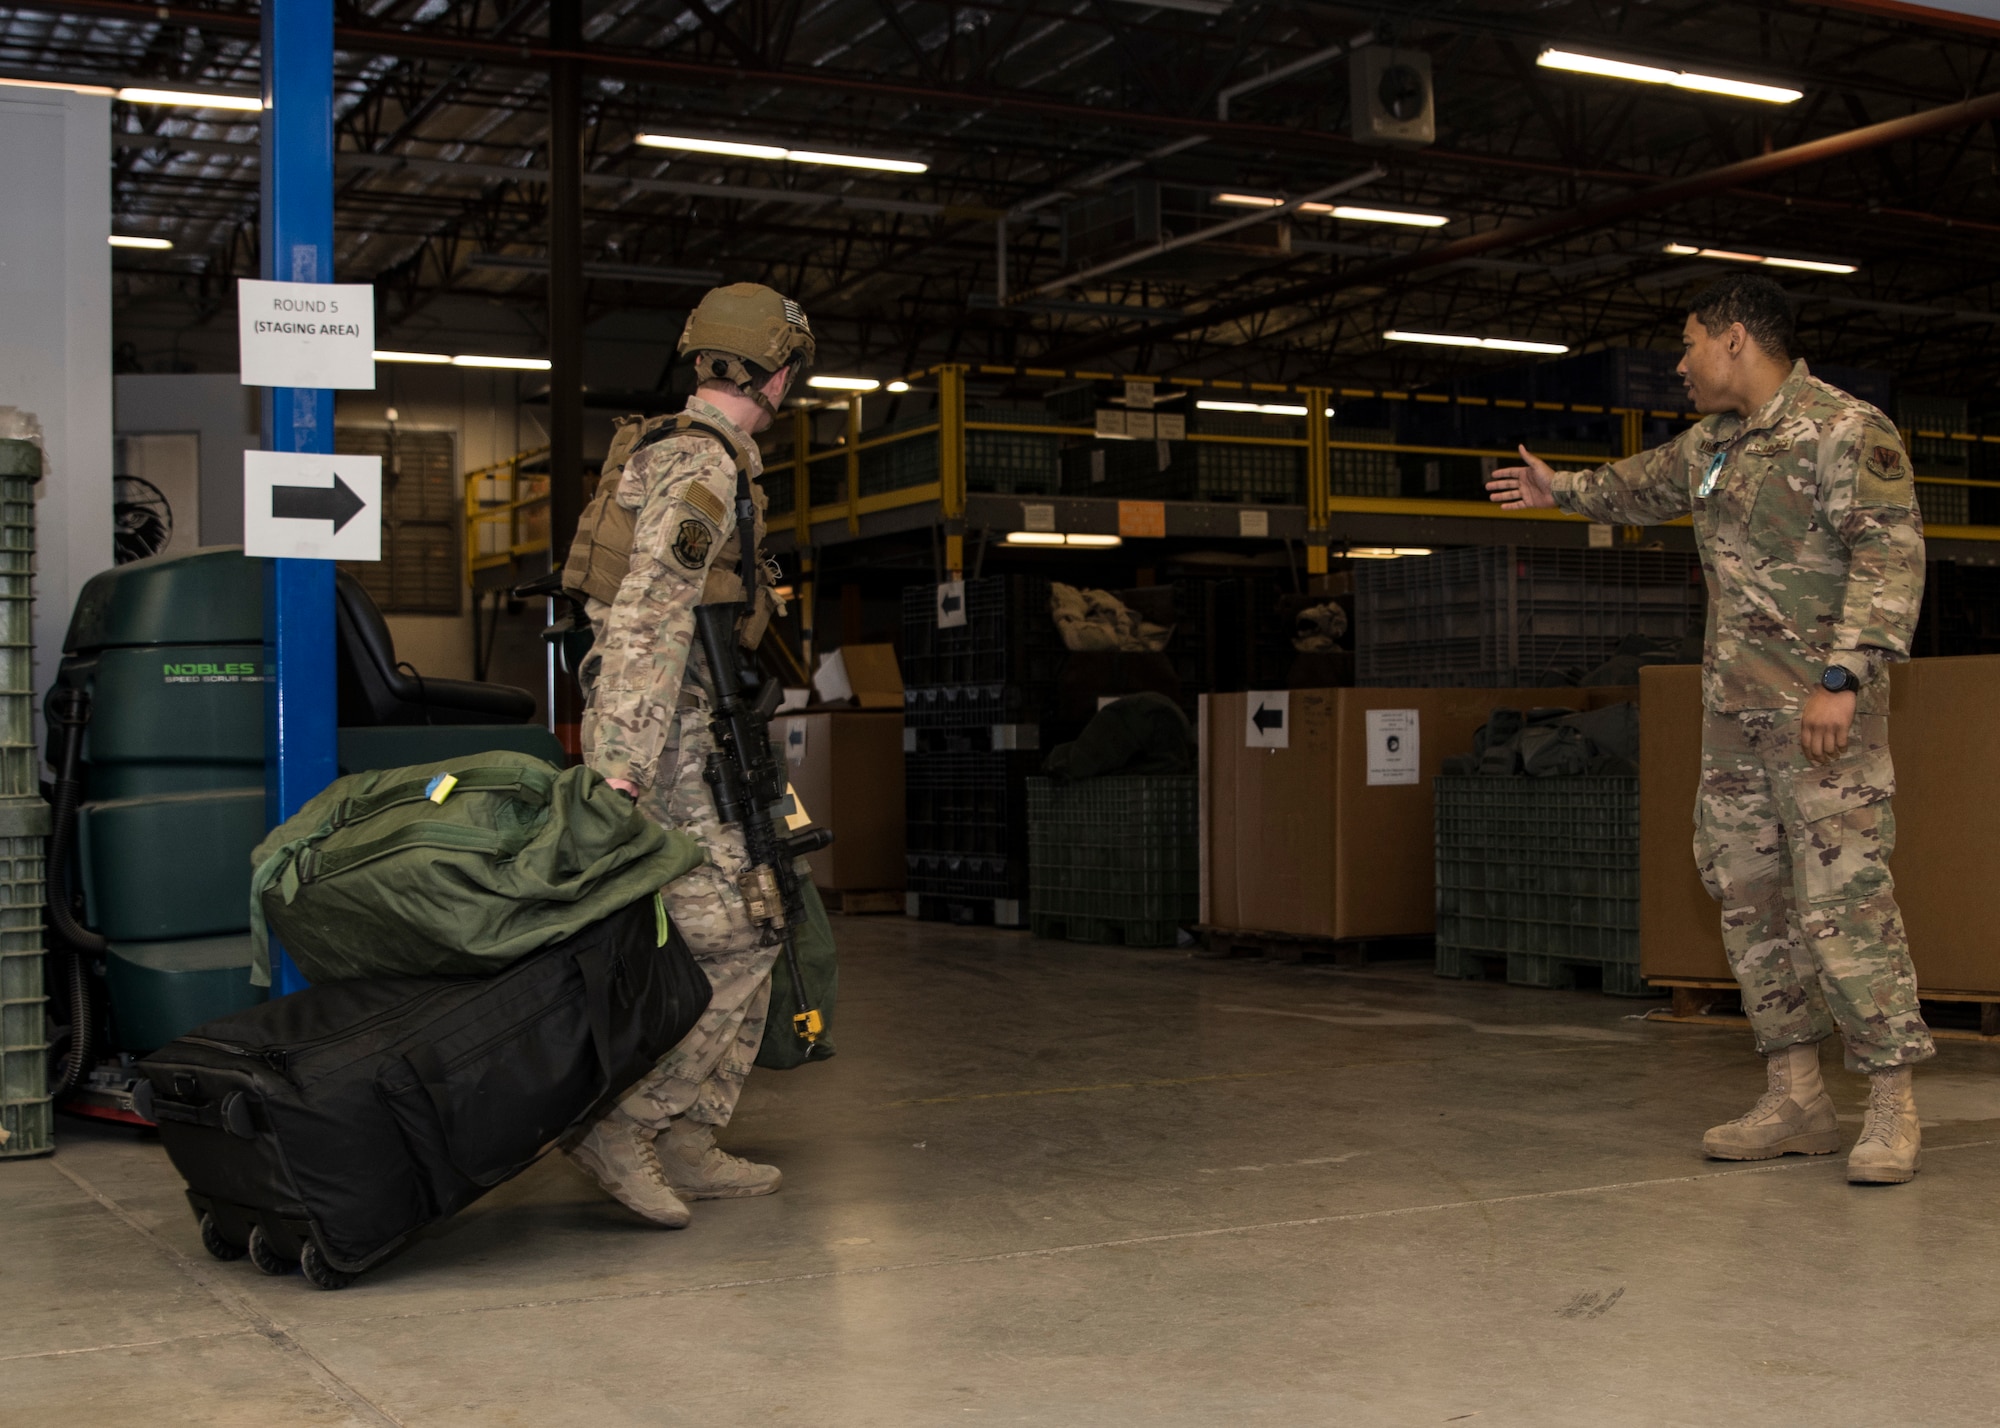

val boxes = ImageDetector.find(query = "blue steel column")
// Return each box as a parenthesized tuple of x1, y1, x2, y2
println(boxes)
(260, 0, 338, 997)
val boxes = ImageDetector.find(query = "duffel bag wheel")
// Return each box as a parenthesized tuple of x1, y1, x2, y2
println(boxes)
(198, 1213, 245, 1262)
(298, 1242, 354, 1291)
(246, 1226, 293, 1276)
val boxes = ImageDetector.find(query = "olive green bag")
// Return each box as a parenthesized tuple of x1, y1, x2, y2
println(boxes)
(755, 881, 838, 1070)
(249, 751, 706, 987)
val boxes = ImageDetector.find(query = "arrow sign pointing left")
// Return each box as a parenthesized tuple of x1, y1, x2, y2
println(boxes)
(272, 473, 369, 532)
(244, 451, 382, 562)
(1244, 690, 1289, 749)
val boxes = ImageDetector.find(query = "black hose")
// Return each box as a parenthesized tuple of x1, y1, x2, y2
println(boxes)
(45, 687, 100, 1096)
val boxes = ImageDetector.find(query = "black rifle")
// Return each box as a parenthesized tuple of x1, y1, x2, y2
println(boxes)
(693, 600, 833, 1050)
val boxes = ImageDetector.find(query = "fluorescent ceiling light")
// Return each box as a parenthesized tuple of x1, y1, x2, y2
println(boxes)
(886, 380, 911, 393)
(636, 132, 926, 174)
(374, 350, 452, 364)
(1004, 532, 1124, 548)
(118, 86, 263, 111)
(108, 234, 171, 250)
(1385, 330, 1570, 354)
(1662, 242, 1857, 275)
(1214, 192, 1448, 227)
(0, 76, 115, 96)
(451, 354, 551, 370)
(1347, 547, 1433, 559)
(1194, 400, 1337, 417)
(808, 375, 881, 392)
(1331, 205, 1449, 228)
(1537, 49, 1801, 105)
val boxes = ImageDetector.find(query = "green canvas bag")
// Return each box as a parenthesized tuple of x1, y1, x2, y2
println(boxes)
(249, 751, 706, 986)
(755, 880, 838, 1070)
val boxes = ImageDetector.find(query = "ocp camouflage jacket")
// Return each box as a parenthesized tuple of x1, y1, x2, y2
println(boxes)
(1551, 360, 1924, 714)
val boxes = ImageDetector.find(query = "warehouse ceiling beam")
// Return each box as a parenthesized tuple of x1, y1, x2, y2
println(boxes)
(1046, 84, 2000, 363)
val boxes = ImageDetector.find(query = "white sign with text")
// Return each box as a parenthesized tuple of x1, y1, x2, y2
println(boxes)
(237, 279, 377, 389)
(1365, 708, 1421, 785)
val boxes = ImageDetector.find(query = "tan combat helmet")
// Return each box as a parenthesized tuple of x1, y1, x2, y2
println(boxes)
(677, 282, 816, 417)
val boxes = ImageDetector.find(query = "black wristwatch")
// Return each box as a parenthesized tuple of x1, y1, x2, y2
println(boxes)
(1820, 665, 1861, 694)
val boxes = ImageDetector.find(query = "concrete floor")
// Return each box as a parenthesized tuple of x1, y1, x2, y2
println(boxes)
(7, 919, 2000, 1427)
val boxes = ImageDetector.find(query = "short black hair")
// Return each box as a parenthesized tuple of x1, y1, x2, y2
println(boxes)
(1688, 273, 1796, 360)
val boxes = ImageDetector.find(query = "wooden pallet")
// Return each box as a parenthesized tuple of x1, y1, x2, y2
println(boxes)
(1195, 925, 1431, 966)
(1646, 977, 2000, 1041)
(820, 888, 906, 916)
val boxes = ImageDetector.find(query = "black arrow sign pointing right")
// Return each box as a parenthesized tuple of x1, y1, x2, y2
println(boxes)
(272, 473, 368, 533)
(1252, 703, 1284, 733)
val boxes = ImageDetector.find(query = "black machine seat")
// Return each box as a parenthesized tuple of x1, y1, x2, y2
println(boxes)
(335, 571, 536, 727)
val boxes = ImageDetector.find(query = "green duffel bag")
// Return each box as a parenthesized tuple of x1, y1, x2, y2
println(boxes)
(755, 881, 838, 1071)
(249, 751, 706, 986)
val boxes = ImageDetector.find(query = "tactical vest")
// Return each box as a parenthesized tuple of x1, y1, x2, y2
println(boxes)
(560, 408, 777, 644)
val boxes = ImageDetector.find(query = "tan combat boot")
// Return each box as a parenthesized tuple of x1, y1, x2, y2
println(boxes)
(1848, 1066, 1922, 1185)
(566, 1110, 692, 1227)
(1702, 1041, 1841, 1160)
(658, 1118, 783, 1199)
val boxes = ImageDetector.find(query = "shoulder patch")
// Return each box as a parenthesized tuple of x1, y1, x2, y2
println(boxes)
(1855, 436, 1916, 509)
(671, 517, 716, 571)
(684, 480, 727, 524)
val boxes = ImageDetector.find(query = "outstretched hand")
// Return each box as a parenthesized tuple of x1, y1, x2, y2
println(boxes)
(1486, 445, 1558, 509)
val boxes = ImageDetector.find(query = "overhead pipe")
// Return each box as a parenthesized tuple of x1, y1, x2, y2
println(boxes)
(1050, 86, 2000, 361)
(1025, 167, 1386, 300)
(1215, 30, 1373, 119)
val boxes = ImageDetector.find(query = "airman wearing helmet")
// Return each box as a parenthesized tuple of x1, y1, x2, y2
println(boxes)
(559, 283, 815, 1227)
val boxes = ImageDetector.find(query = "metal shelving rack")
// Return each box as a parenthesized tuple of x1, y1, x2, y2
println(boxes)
(766, 361, 2000, 665)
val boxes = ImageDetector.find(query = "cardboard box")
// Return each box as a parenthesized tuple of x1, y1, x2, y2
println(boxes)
(1201, 686, 1633, 940)
(812, 643, 904, 710)
(778, 710, 907, 891)
(1640, 656, 2000, 995)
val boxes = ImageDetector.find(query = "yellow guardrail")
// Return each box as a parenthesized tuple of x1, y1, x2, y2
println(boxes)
(464, 445, 551, 585)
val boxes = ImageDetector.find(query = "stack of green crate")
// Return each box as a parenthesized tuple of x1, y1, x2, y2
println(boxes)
(1433, 774, 1648, 996)
(0, 437, 49, 1158)
(1900, 396, 1971, 527)
(1189, 412, 1302, 503)
(858, 402, 1059, 498)
(1328, 428, 1399, 497)
(1026, 775, 1199, 946)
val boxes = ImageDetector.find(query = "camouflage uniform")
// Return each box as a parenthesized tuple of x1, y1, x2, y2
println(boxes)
(578, 394, 783, 1129)
(1551, 360, 1933, 1072)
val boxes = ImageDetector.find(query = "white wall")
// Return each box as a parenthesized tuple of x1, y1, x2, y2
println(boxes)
(0, 90, 114, 712)
(115, 373, 260, 546)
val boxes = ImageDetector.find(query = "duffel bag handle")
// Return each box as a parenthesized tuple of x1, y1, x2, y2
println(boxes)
(333, 765, 555, 827)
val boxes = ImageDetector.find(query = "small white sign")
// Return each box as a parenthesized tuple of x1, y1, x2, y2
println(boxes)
(1021, 503, 1057, 532)
(1245, 690, 1289, 749)
(812, 648, 854, 703)
(242, 450, 381, 561)
(1366, 708, 1421, 786)
(237, 279, 377, 390)
(1155, 412, 1186, 441)
(1239, 508, 1270, 539)
(1589, 523, 1614, 549)
(1126, 411, 1156, 441)
(936, 578, 968, 629)
(782, 718, 807, 766)
(1095, 409, 1129, 439)
(1124, 380, 1156, 410)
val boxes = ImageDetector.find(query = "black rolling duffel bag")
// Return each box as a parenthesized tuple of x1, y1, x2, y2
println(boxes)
(134, 894, 709, 1289)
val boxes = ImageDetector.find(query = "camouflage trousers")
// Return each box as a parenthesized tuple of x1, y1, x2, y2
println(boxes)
(588, 696, 779, 1131)
(1694, 708, 1933, 1073)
